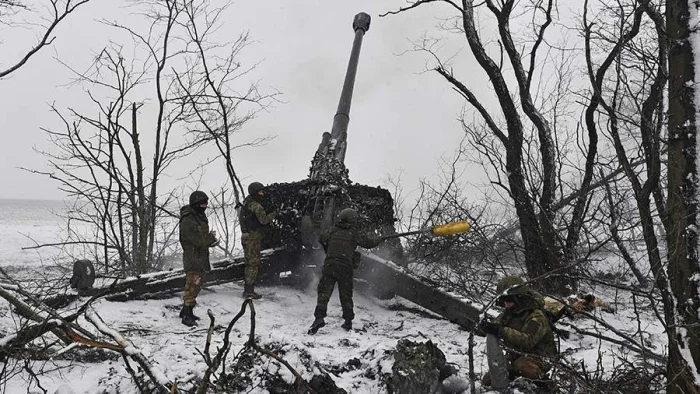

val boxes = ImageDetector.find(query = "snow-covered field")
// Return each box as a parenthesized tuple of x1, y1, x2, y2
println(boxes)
(2, 282, 479, 393)
(1, 279, 668, 394)
(0, 200, 669, 393)
(0, 199, 68, 270)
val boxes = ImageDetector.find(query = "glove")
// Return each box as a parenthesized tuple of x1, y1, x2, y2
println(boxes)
(209, 231, 219, 247)
(269, 210, 278, 220)
(479, 321, 502, 337)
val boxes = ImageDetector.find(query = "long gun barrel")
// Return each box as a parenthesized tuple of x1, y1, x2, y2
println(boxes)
(331, 12, 370, 163)
(310, 13, 370, 179)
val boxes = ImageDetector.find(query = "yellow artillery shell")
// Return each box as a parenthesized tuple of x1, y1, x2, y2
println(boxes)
(431, 221, 471, 237)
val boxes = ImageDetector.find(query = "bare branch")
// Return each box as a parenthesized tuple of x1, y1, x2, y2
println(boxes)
(0, 0, 93, 79)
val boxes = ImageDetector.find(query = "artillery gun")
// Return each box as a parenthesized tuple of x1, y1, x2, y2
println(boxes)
(256, 12, 402, 278)
(49, 13, 482, 331)
(240, 12, 480, 325)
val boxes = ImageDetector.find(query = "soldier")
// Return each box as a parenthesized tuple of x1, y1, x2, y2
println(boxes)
(239, 182, 277, 299)
(179, 191, 218, 327)
(308, 208, 384, 334)
(479, 276, 557, 387)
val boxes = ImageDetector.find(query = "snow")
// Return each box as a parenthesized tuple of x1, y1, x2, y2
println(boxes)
(693, 0, 700, 143)
(0, 272, 672, 394)
(0, 199, 91, 281)
(0, 331, 18, 347)
(0, 202, 677, 392)
(54, 385, 77, 394)
(686, 0, 700, 386)
(2, 279, 484, 393)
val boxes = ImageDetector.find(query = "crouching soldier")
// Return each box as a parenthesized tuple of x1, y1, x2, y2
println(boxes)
(308, 208, 384, 334)
(239, 182, 277, 299)
(479, 276, 557, 387)
(179, 191, 218, 327)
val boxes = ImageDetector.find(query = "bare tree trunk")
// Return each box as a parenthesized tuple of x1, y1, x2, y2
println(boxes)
(132, 103, 149, 274)
(665, 0, 700, 391)
(459, 0, 571, 294)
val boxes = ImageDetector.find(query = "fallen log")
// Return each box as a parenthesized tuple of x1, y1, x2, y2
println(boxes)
(42, 249, 301, 309)
(43, 258, 243, 309)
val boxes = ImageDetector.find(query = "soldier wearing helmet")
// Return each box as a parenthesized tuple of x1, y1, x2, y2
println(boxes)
(479, 276, 557, 387)
(179, 190, 219, 326)
(239, 182, 277, 299)
(308, 207, 384, 334)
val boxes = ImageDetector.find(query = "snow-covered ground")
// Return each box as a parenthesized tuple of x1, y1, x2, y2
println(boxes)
(1, 280, 481, 393)
(0, 199, 68, 270)
(1, 276, 668, 394)
(0, 200, 670, 393)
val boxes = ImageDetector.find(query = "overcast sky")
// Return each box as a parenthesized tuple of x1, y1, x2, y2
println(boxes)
(0, 0, 494, 202)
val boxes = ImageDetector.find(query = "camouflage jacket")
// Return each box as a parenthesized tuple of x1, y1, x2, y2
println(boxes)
(494, 287, 557, 358)
(321, 221, 382, 270)
(239, 196, 276, 234)
(179, 205, 216, 272)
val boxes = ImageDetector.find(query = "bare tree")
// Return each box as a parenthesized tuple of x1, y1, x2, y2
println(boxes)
(26, 31, 191, 274)
(27, 0, 270, 274)
(174, 0, 278, 206)
(581, 0, 700, 390)
(664, 0, 700, 391)
(580, 0, 663, 287)
(0, 0, 93, 79)
(384, 0, 700, 390)
(388, 141, 520, 304)
(383, 0, 597, 294)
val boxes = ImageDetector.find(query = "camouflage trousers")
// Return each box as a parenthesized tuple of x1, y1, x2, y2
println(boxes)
(242, 232, 262, 286)
(314, 263, 354, 321)
(481, 356, 547, 387)
(183, 271, 202, 307)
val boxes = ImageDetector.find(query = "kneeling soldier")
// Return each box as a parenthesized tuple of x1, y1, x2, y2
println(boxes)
(479, 276, 557, 387)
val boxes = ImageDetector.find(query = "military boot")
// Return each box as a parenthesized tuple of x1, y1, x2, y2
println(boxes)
(243, 284, 262, 300)
(308, 318, 326, 334)
(180, 305, 201, 321)
(190, 306, 201, 321)
(341, 319, 352, 330)
(181, 306, 197, 327)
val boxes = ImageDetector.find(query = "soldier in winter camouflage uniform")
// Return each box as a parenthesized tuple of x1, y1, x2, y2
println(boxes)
(179, 191, 218, 327)
(239, 182, 277, 299)
(308, 208, 384, 334)
(480, 276, 557, 386)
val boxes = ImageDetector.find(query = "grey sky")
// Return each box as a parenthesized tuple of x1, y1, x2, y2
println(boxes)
(0, 0, 488, 201)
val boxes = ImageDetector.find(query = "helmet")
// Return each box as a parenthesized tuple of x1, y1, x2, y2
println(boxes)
(189, 190, 209, 206)
(248, 182, 264, 195)
(495, 276, 542, 308)
(496, 276, 525, 294)
(337, 208, 358, 224)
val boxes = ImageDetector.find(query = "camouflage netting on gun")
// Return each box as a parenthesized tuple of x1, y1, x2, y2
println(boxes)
(258, 180, 401, 259)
